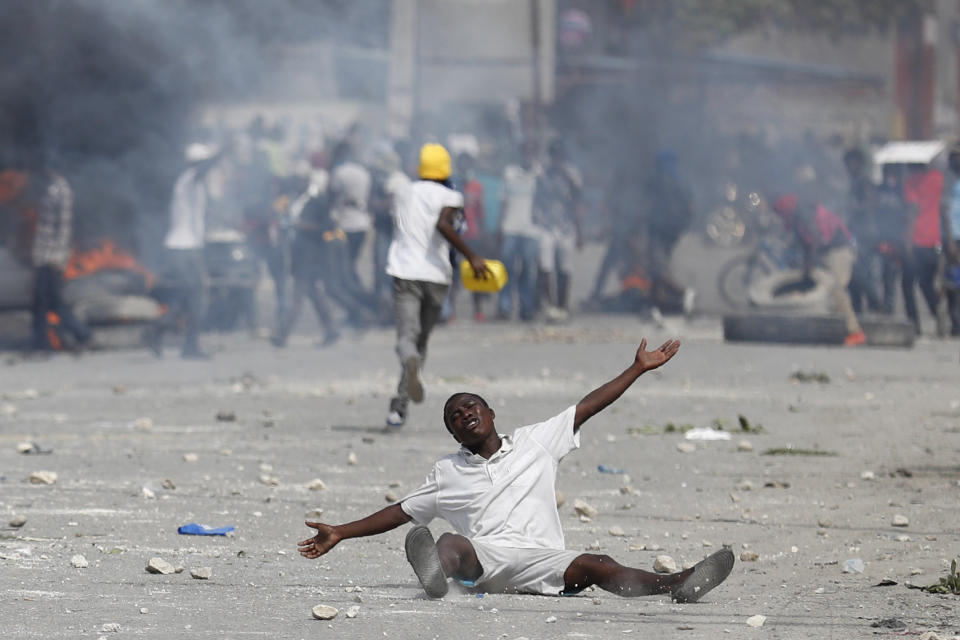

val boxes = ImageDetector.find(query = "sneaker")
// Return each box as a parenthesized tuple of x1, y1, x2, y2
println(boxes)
(404, 356, 424, 404)
(683, 288, 697, 316)
(385, 410, 406, 429)
(844, 330, 867, 347)
(404, 525, 448, 598)
(672, 547, 735, 603)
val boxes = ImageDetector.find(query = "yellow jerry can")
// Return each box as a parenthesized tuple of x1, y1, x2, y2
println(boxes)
(460, 259, 509, 293)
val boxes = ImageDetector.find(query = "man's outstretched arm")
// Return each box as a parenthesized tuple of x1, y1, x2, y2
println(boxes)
(573, 339, 680, 432)
(298, 503, 412, 560)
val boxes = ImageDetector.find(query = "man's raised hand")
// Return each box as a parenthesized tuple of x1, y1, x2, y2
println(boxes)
(298, 521, 342, 559)
(634, 338, 681, 373)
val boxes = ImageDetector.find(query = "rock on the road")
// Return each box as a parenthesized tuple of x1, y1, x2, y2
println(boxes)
(312, 605, 338, 620)
(9, 515, 27, 528)
(653, 555, 677, 573)
(573, 499, 597, 519)
(746, 615, 766, 628)
(146, 557, 176, 575)
(28, 471, 57, 485)
(70, 554, 89, 568)
(892, 514, 909, 527)
(190, 567, 212, 580)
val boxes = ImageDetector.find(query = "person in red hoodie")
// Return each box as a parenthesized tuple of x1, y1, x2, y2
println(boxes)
(903, 163, 945, 336)
(773, 194, 866, 346)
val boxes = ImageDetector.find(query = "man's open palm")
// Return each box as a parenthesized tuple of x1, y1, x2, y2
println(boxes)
(298, 521, 341, 559)
(635, 338, 681, 372)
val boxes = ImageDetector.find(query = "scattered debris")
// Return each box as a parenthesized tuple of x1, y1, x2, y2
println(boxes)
(762, 447, 836, 457)
(9, 515, 27, 528)
(305, 509, 324, 519)
(790, 370, 830, 384)
(190, 567, 212, 580)
(146, 557, 176, 575)
(608, 526, 626, 537)
(0, 402, 18, 416)
(345, 605, 359, 619)
(385, 491, 398, 503)
(545, 616, 557, 623)
(676, 442, 696, 453)
(653, 555, 677, 573)
(573, 499, 597, 519)
(842, 558, 865, 574)
(308, 479, 327, 491)
(182, 453, 198, 463)
(597, 464, 626, 474)
(178, 523, 235, 536)
(161, 478, 176, 490)
(215, 411, 236, 422)
(586, 540, 601, 550)
(259, 474, 280, 487)
(28, 471, 58, 485)
(860, 470, 876, 481)
(312, 605, 339, 620)
(70, 554, 89, 568)
(347, 452, 358, 465)
(737, 440, 754, 452)
(17, 442, 52, 455)
(101, 623, 121, 633)
(131, 417, 153, 431)
(665, 423, 695, 433)
(738, 415, 765, 434)
(908, 559, 960, 595)
(763, 480, 790, 489)
(685, 428, 731, 441)
(871, 618, 907, 630)
(892, 514, 909, 527)
(746, 615, 766, 628)
(874, 579, 898, 587)
(740, 551, 759, 562)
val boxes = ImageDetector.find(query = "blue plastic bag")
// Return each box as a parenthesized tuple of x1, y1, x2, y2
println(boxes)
(177, 523, 235, 536)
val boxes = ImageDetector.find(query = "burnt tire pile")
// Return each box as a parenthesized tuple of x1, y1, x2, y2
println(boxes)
(723, 314, 915, 348)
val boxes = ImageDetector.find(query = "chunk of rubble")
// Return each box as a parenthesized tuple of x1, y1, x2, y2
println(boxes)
(132, 417, 153, 431)
(737, 440, 754, 452)
(182, 453, 198, 463)
(308, 479, 327, 491)
(259, 475, 280, 487)
(311, 605, 338, 620)
(347, 452, 358, 465)
(190, 567, 212, 580)
(608, 526, 626, 537)
(29, 471, 57, 485)
(740, 551, 759, 562)
(746, 615, 766, 628)
(573, 499, 597, 519)
(345, 605, 360, 619)
(891, 514, 909, 527)
(676, 442, 696, 453)
(146, 557, 176, 575)
(9, 515, 27, 528)
(653, 555, 677, 573)
(384, 491, 398, 503)
(70, 554, 89, 568)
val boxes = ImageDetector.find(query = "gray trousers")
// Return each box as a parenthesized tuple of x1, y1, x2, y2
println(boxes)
(390, 277, 448, 414)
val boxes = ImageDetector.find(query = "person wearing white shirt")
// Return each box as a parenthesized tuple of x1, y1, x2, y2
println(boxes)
(147, 144, 222, 360)
(383, 143, 489, 429)
(330, 141, 373, 287)
(298, 339, 735, 602)
(497, 142, 540, 321)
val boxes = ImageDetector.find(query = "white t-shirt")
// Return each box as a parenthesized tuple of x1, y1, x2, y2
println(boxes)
(386, 180, 464, 284)
(331, 161, 372, 233)
(164, 167, 206, 250)
(400, 406, 579, 550)
(500, 164, 538, 236)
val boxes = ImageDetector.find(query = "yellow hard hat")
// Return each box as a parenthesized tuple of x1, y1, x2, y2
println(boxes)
(418, 143, 451, 180)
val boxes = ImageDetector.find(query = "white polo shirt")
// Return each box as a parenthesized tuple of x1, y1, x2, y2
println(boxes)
(386, 180, 464, 284)
(400, 406, 579, 550)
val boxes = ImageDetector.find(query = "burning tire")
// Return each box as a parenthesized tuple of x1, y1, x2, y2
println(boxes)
(723, 313, 846, 345)
(748, 268, 833, 313)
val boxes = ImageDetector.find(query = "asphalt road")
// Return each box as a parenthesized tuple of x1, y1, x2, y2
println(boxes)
(2, 314, 959, 639)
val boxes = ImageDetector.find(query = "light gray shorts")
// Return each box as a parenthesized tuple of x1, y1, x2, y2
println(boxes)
(468, 540, 582, 596)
